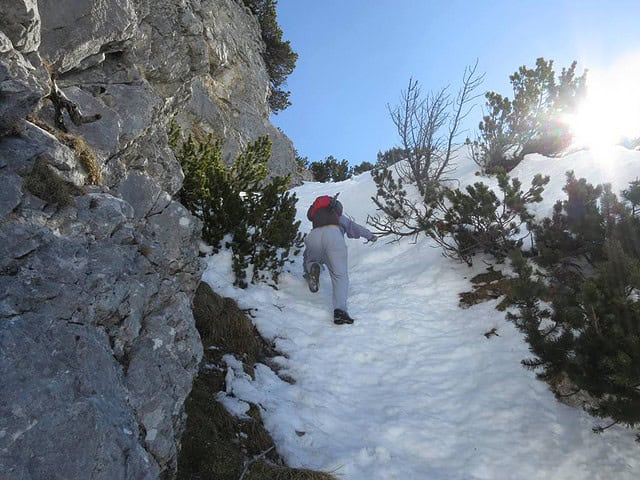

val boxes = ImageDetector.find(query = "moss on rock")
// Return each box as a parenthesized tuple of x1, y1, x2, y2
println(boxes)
(23, 156, 81, 207)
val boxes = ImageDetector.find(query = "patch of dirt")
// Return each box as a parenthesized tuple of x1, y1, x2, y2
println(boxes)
(459, 268, 512, 310)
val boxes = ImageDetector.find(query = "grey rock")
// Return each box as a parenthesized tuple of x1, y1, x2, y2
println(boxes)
(57, 46, 145, 87)
(130, 0, 209, 89)
(0, 30, 12, 54)
(0, 0, 41, 53)
(57, 85, 122, 160)
(181, 0, 298, 180)
(117, 170, 169, 219)
(185, 76, 298, 182)
(0, 42, 48, 136)
(0, 221, 46, 271)
(105, 83, 161, 144)
(0, 317, 160, 480)
(38, 0, 138, 72)
(266, 122, 297, 179)
(0, 172, 23, 217)
(0, 121, 89, 186)
(126, 292, 202, 471)
(1, 0, 298, 478)
(60, 82, 161, 162)
(143, 199, 203, 277)
(75, 193, 135, 240)
(108, 127, 185, 194)
(0, 187, 203, 477)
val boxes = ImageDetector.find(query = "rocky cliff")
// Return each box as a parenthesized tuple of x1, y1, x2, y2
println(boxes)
(0, 0, 296, 478)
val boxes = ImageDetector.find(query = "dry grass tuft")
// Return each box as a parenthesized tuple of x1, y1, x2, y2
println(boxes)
(192, 282, 274, 368)
(189, 121, 218, 145)
(27, 114, 102, 185)
(177, 283, 337, 480)
(58, 131, 102, 185)
(245, 462, 339, 480)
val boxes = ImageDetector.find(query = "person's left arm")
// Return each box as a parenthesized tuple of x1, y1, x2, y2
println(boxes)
(339, 215, 375, 240)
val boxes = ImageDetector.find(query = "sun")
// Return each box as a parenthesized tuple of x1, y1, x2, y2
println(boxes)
(564, 54, 640, 150)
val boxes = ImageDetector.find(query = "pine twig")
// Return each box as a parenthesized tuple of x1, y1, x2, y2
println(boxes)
(484, 327, 500, 338)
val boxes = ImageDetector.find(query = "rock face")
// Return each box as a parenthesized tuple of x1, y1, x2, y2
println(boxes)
(181, 0, 296, 176)
(0, 0, 296, 478)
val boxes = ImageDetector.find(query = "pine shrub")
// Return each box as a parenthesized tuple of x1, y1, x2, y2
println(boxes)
(350, 161, 375, 176)
(375, 147, 408, 168)
(469, 58, 587, 173)
(507, 174, 640, 438)
(533, 172, 606, 267)
(171, 123, 304, 288)
(367, 166, 419, 237)
(623, 179, 640, 217)
(310, 156, 350, 182)
(427, 171, 549, 265)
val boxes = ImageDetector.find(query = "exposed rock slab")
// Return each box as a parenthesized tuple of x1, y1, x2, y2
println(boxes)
(0, 0, 297, 477)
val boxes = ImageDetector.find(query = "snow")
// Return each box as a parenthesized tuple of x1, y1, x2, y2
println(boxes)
(202, 146, 640, 480)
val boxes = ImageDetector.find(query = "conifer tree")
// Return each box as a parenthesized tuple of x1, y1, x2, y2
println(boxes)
(375, 147, 408, 168)
(351, 161, 375, 176)
(623, 179, 640, 217)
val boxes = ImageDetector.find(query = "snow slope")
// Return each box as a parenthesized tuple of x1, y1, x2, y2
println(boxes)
(204, 146, 640, 480)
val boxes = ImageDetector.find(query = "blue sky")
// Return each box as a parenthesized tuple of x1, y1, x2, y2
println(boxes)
(271, 0, 640, 167)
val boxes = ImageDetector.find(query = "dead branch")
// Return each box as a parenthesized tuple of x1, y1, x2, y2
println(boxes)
(239, 446, 275, 480)
(46, 70, 101, 132)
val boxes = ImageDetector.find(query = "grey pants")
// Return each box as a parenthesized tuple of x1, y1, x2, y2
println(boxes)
(303, 225, 349, 311)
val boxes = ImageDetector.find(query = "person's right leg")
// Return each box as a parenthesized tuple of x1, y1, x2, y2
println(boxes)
(323, 227, 349, 313)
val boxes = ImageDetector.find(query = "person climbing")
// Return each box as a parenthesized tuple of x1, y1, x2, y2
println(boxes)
(303, 193, 376, 325)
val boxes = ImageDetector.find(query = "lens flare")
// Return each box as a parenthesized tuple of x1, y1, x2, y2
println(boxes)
(565, 54, 640, 150)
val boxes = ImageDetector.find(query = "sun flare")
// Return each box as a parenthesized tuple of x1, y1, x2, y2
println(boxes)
(564, 54, 640, 150)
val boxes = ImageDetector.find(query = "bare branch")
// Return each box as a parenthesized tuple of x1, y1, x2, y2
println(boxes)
(46, 70, 102, 132)
(239, 446, 275, 480)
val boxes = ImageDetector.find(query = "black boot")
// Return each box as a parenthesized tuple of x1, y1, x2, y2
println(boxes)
(334, 309, 354, 325)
